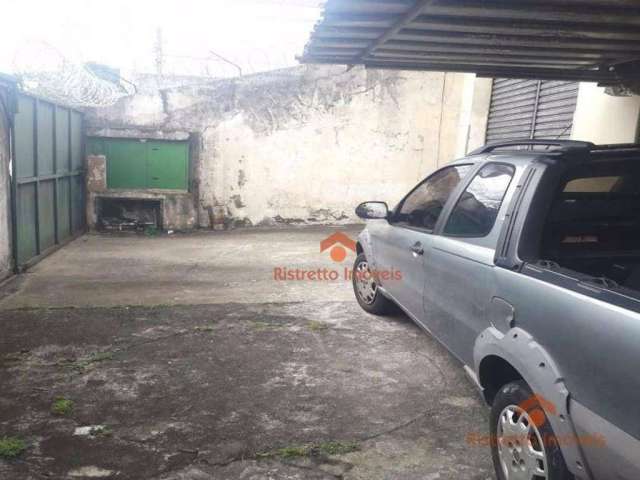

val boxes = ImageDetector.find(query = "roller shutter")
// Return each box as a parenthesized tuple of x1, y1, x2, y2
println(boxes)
(486, 78, 578, 143)
(533, 81, 580, 139)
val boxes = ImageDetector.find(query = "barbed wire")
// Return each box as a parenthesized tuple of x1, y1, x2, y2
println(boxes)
(13, 42, 136, 108)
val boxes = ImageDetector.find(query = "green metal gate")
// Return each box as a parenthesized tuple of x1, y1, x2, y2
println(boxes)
(12, 93, 85, 269)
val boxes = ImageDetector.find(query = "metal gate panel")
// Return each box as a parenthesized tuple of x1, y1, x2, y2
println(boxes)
(15, 96, 35, 178)
(12, 93, 85, 270)
(71, 176, 84, 232)
(486, 78, 578, 143)
(38, 180, 56, 251)
(37, 102, 55, 175)
(70, 111, 85, 233)
(70, 112, 83, 170)
(55, 109, 70, 172)
(57, 177, 71, 239)
(16, 184, 37, 265)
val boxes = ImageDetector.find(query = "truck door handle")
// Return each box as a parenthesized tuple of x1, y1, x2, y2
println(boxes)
(410, 242, 424, 256)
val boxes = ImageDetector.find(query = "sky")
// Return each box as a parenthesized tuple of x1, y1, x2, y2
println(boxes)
(0, 0, 324, 79)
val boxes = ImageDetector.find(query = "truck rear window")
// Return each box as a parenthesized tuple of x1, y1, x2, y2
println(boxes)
(541, 159, 640, 290)
(563, 176, 623, 193)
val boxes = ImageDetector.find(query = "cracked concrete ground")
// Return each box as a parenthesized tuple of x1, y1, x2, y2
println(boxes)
(0, 226, 494, 479)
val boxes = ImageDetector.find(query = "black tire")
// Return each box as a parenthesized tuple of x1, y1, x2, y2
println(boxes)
(490, 380, 572, 480)
(352, 253, 395, 315)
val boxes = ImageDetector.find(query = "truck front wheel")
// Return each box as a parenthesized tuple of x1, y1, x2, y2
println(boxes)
(352, 253, 395, 315)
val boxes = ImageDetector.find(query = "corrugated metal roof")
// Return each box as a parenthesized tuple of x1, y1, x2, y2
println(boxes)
(300, 0, 640, 85)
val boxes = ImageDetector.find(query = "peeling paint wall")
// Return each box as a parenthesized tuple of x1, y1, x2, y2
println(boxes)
(86, 65, 474, 228)
(0, 86, 12, 278)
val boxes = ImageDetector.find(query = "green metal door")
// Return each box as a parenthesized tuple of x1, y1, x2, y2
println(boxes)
(106, 139, 147, 189)
(88, 138, 188, 190)
(12, 93, 85, 269)
(147, 141, 188, 190)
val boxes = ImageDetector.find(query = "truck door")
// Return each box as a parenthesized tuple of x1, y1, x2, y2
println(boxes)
(422, 163, 517, 365)
(371, 164, 473, 320)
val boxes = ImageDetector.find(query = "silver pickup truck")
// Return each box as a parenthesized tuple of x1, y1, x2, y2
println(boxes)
(352, 140, 640, 480)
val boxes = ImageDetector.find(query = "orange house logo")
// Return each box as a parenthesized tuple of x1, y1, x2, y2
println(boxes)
(466, 392, 606, 449)
(519, 394, 557, 428)
(320, 232, 356, 263)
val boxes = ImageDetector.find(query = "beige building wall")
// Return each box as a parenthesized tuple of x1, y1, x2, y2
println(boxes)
(571, 83, 640, 144)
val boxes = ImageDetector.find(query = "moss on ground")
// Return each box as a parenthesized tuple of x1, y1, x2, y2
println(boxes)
(62, 351, 114, 372)
(194, 325, 215, 333)
(250, 321, 283, 331)
(0, 437, 26, 459)
(89, 426, 113, 437)
(308, 321, 329, 332)
(258, 441, 359, 460)
(51, 397, 74, 416)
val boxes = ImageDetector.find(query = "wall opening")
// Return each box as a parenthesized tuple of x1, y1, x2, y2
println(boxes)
(97, 197, 162, 232)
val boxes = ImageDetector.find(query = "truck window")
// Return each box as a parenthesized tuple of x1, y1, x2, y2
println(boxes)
(394, 165, 472, 231)
(541, 160, 640, 290)
(444, 163, 515, 237)
(564, 176, 624, 193)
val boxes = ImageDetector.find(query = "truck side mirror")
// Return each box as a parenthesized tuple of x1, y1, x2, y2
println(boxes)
(356, 201, 389, 220)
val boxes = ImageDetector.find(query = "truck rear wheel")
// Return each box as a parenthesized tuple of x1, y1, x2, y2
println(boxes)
(490, 380, 572, 480)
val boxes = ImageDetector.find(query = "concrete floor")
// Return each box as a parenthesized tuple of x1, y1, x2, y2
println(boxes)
(0, 226, 493, 479)
(0, 226, 361, 309)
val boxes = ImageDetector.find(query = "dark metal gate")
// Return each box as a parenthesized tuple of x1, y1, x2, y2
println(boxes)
(12, 93, 85, 269)
(486, 79, 579, 143)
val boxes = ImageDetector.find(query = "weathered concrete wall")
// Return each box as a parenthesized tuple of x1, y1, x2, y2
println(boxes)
(0, 85, 12, 279)
(86, 65, 470, 228)
(571, 83, 640, 144)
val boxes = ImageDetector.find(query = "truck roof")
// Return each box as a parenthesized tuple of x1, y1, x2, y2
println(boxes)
(455, 140, 640, 167)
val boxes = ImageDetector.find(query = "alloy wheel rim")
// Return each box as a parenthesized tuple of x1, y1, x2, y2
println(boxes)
(497, 405, 548, 480)
(355, 260, 377, 304)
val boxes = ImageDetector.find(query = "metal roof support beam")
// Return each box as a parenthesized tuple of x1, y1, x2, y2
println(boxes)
(376, 42, 630, 58)
(355, 0, 435, 62)
(358, 62, 624, 82)
(367, 52, 596, 67)
(407, 17, 640, 41)
(313, 27, 640, 53)
(409, 2, 640, 26)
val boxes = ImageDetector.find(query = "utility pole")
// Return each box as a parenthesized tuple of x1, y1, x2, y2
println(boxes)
(154, 27, 164, 76)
